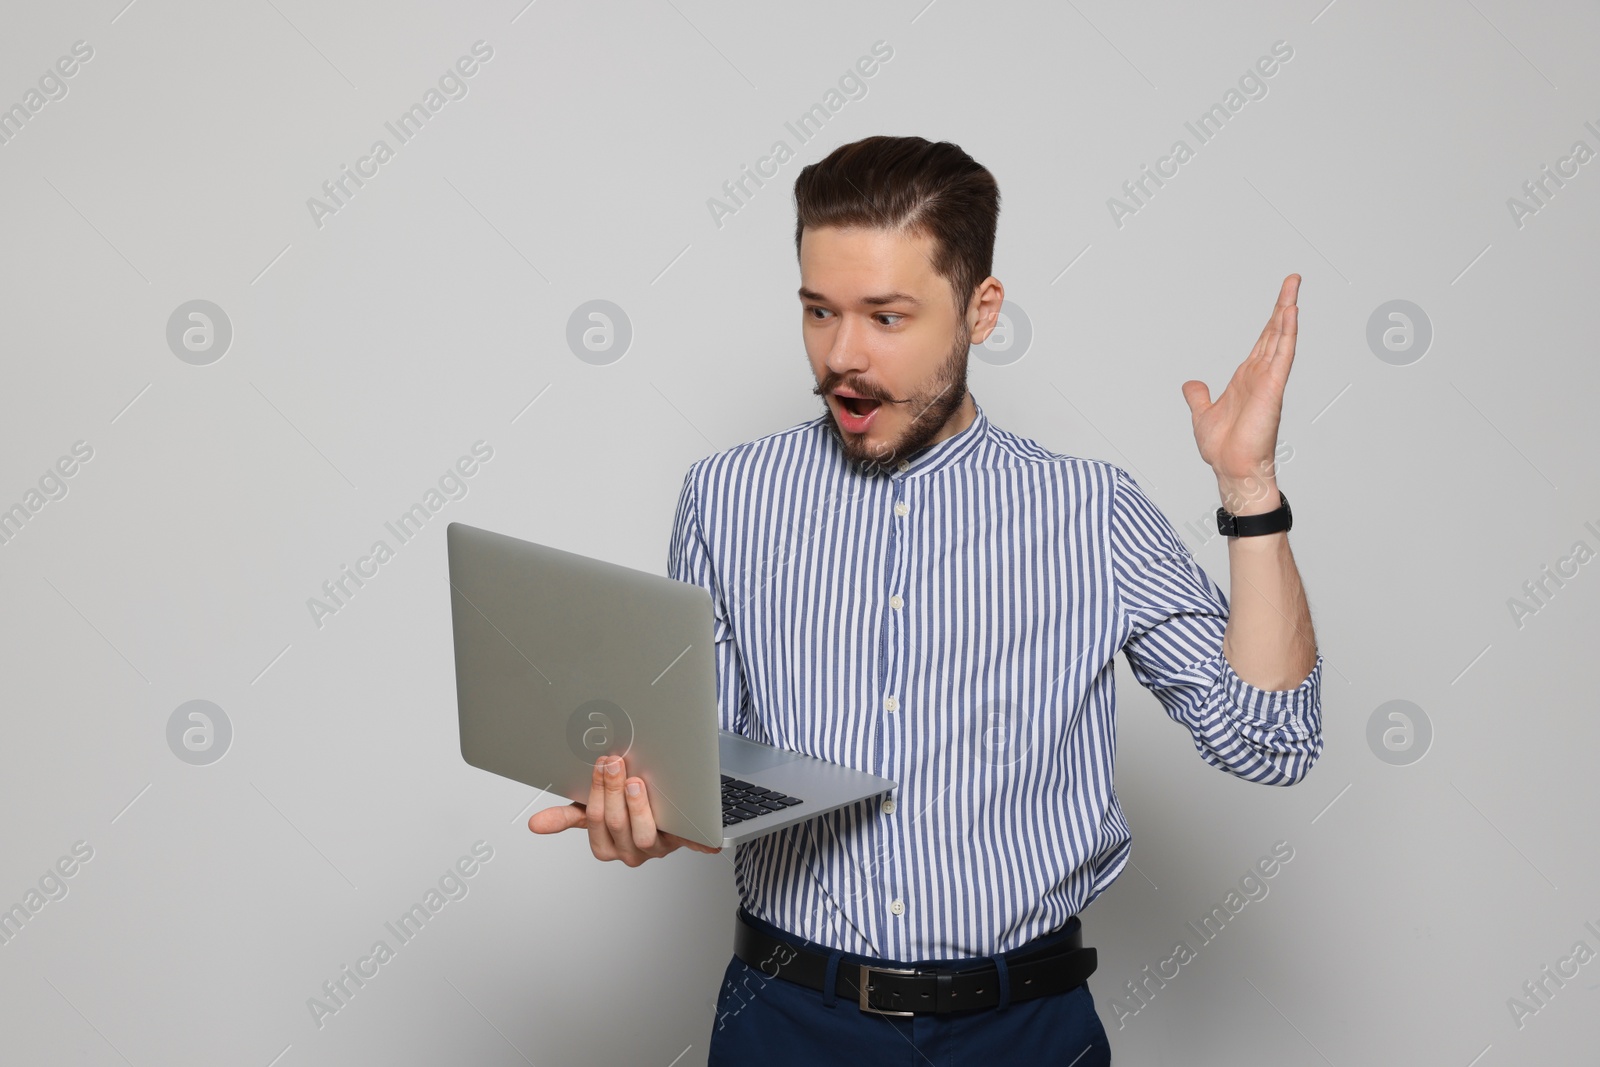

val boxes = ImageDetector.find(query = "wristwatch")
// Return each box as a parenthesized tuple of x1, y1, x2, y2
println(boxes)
(1216, 490, 1291, 537)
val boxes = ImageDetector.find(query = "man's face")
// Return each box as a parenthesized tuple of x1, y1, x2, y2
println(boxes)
(799, 225, 976, 472)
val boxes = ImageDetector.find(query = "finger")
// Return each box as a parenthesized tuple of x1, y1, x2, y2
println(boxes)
(1266, 302, 1299, 368)
(528, 801, 587, 835)
(664, 831, 724, 854)
(587, 757, 615, 859)
(1181, 379, 1212, 418)
(1278, 273, 1297, 306)
(1249, 276, 1299, 363)
(1273, 279, 1299, 363)
(624, 777, 662, 852)
(1248, 308, 1282, 364)
(602, 756, 643, 864)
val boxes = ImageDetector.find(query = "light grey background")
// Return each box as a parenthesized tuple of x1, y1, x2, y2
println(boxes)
(2, 1, 1595, 1064)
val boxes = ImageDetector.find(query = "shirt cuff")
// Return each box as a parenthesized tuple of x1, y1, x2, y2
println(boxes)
(1219, 652, 1323, 741)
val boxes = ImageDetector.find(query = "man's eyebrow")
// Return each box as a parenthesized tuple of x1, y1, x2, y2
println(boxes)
(797, 287, 922, 307)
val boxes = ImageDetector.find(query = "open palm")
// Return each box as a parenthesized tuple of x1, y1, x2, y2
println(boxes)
(1181, 274, 1301, 482)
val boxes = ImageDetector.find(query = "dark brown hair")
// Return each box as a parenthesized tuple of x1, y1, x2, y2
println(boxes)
(793, 135, 1000, 319)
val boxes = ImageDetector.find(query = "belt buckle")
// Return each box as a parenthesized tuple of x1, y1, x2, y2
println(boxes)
(858, 963, 919, 1017)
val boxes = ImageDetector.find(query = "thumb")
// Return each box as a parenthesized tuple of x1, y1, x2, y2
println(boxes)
(1180, 380, 1211, 419)
(528, 801, 586, 835)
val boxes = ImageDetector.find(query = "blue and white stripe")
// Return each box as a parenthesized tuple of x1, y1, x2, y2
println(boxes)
(668, 397, 1323, 962)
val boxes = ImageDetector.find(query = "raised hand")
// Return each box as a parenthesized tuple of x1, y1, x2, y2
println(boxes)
(1180, 274, 1300, 513)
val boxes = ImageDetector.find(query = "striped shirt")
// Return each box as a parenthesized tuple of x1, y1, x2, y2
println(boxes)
(667, 396, 1323, 962)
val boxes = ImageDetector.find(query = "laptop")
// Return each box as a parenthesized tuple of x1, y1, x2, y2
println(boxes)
(446, 521, 897, 850)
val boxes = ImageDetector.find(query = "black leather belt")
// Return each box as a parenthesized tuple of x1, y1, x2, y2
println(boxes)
(733, 910, 1097, 1016)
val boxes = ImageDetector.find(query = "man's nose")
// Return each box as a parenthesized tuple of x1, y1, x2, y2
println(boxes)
(824, 317, 870, 376)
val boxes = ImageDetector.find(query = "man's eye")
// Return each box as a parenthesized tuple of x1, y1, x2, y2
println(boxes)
(877, 314, 903, 326)
(806, 306, 832, 320)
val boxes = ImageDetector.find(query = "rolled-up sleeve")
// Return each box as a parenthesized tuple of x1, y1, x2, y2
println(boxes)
(1108, 465, 1324, 785)
(667, 463, 750, 736)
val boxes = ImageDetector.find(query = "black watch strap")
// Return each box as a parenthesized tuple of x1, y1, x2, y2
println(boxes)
(1216, 490, 1291, 537)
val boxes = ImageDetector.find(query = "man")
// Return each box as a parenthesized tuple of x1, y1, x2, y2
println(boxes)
(531, 135, 1323, 1064)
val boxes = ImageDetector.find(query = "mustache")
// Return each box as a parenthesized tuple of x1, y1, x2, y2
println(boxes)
(812, 376, 909, 404)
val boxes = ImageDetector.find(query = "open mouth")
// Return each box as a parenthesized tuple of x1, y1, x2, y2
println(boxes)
(838, 394, 882, 417)
(834, 392, 883, 433)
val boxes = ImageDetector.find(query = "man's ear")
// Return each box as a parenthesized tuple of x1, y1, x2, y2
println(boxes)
(966, 276, 1006, 346)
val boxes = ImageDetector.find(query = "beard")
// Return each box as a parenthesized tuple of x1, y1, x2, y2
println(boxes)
(815, 320, 973, 475)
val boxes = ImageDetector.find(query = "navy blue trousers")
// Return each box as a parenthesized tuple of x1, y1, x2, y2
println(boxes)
(707, 909, 1112, 1065)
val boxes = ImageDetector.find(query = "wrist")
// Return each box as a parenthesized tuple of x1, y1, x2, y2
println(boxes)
(1216, 474, 1281, 516)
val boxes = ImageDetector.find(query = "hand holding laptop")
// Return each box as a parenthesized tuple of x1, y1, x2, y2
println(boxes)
(449, 523, 896, 852)
(528, 754, 723, 864)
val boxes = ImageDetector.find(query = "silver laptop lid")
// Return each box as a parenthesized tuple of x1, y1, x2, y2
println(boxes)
(446, 522, 724, 843)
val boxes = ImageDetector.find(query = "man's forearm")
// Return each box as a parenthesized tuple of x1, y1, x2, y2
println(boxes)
(1215, 475, 1317, 691)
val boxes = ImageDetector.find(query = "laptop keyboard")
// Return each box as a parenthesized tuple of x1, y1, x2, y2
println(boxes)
(721, 775, 804, 825)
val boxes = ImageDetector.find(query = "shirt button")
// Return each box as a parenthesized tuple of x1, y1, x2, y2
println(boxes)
(897, 460, 910, 472)
(894, 501, 909, 517)
(890, 899, 905, 916)
(890, 594, 903, 611)
(884, 695, 898, 712)
(881, 797, 896, 815)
